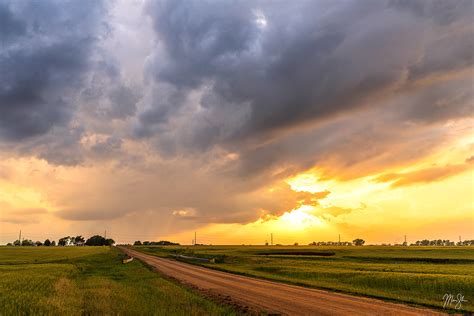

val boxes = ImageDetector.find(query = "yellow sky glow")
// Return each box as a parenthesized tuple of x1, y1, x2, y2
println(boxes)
(1, 130, 473, 245)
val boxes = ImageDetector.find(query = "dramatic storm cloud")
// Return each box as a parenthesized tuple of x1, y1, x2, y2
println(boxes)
(139, 0, 472, 148)
(0, 0, 472, 243)
(0, 0, 108, 141)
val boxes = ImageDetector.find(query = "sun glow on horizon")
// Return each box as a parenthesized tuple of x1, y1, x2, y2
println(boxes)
(273, 205, 325, 230)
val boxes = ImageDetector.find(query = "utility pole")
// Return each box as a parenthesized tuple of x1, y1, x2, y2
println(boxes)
(404, 235, 407, 244)
(195, 232, 197, 246)
(104, 230, 107, 239)
(338, 234, 341, 245)
(271, 233, 273, 246)
(19, 229, 21, 242)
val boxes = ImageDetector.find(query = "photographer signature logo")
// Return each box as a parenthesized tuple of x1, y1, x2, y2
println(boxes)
(443, 293, 467, 310)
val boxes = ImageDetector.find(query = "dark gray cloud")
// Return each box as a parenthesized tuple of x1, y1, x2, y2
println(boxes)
(139, 0, 473, 153)
(106, 85, 140, 119)
(22, 126, 85, 166)
(91, 135, 123, 158)
(0, 2, 26, 42)
(0, 0, 108, 141)
(80, 59, 141, 122)
(396, 77, 473, 125)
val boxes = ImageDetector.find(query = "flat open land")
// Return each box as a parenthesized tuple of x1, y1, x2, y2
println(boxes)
(133, 245, 474, 313)
(123, 247, 446, 315)
(0, 246, 234, 315)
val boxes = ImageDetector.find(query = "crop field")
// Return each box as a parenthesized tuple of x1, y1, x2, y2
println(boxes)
(136, 245, 474, 313)
(0, 246, 234, 315)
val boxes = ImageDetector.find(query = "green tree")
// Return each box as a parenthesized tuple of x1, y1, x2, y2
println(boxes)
(51, 241, 56, 246)
(35, 241, 42, 246)
(85, 235, 114, 246)
(74, 235, 85, 245)
(352, 238, 365, 246)
(21, 239, 34, 246)
(44, 239, 51, 246)
(86, 235, 105, 246)
(134, 240, 142, 246)
(105, 238, 115, 246)
(58, 236, 71, 246)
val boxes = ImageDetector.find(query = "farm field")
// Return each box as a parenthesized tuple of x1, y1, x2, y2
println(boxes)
(135, 245, 474, 313)
(0, 246, 235, 315)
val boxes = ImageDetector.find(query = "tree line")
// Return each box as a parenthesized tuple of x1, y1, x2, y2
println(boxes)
(309, 239, 365, 246)
(133, 240, 180, 246)
(411, 239, 474, 246)
(307, 239, 474, 246)
(7, 235, 115, 247)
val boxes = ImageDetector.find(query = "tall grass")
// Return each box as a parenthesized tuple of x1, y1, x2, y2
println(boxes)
(0, 246, 234, 315)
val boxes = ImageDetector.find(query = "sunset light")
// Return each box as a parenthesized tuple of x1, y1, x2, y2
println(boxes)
(1, 1, 473, 314)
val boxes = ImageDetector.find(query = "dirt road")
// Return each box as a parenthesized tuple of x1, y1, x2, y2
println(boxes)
(120, 247, 444, 315)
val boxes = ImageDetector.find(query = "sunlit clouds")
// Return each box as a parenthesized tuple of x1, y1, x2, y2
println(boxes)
(0, 0, 473, 245)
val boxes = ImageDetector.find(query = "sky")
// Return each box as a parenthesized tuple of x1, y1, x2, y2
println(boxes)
(0, 0, 473, 245)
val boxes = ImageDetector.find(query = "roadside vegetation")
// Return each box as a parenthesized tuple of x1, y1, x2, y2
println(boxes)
(135, 245, 474, 313)
(0, 246, 235, 315)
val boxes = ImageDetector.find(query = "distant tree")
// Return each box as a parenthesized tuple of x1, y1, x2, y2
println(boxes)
(74, 235, 85, 245)
(133, 241, 142, 246)
(6, 242, 12, 246)
(85, 235, 114, 246)
(294, 242, 299, 246)
(143, 241, 150, 246)
(51, 241, 56, 246)
(352, 238, 365, 246)
(58, 236, 71, 246)
(85, 235, 106, 246)
(21, 239, 34, 246)
(35, 241, 43, 246)
(13, 240, 21, 246)
(156, 240, 179, 246)
(44, 239, 51, 246)
(105, 238, 115, 246)
(420, 239, 430, 246)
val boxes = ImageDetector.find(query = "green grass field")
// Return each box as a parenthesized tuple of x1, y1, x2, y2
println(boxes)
(0, 246, 235, 315)
(136, 245, 474, 313)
